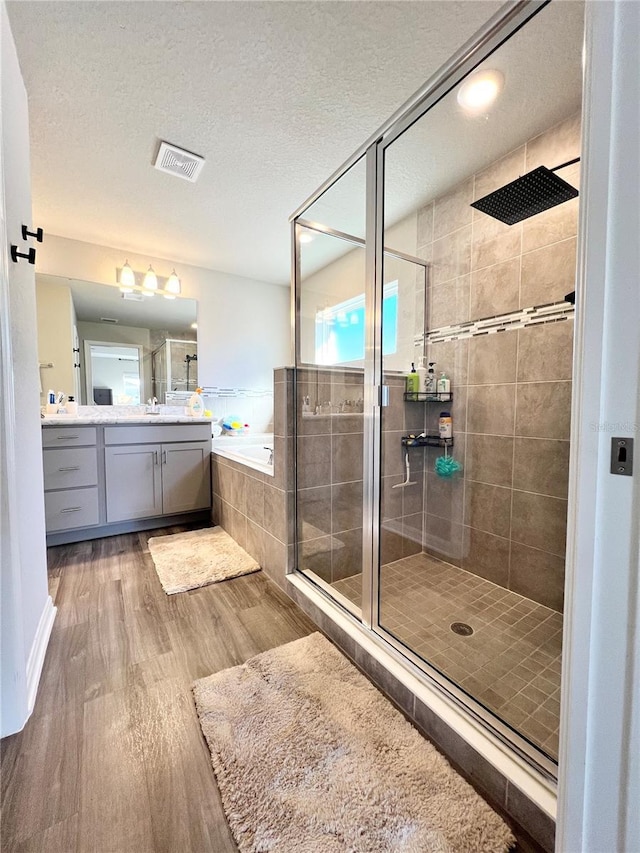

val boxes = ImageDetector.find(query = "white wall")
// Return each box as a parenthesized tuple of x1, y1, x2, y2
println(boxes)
(0, 2, 54, 737)
(35, 278, 75, 399)
(556, 1, 640, 849)
(36, 235, 291, 392)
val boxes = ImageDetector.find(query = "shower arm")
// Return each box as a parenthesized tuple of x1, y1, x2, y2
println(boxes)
(550, 157, 580, 172)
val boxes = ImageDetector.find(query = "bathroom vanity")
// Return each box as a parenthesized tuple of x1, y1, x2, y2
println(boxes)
(42, 417, 212, 545)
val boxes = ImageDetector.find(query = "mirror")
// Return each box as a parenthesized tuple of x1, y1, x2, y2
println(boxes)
(35, 274, 198, 406)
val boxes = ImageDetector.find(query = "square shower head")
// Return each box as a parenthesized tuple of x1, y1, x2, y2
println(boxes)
(471, 166, 579, 226)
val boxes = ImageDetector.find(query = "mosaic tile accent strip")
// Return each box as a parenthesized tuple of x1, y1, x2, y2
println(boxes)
(413, 300, 575, 346)
(332, 554, 562, 761)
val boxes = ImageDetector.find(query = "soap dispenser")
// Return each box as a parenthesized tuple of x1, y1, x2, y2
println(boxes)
(405, 363, 419, 394)
(416, 358, 428, 393)
(426, 362, 437, 396)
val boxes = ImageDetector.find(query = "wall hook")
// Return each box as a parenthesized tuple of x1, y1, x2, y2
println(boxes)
(10, 245, 36, 264)
(21, 225, 43, 242)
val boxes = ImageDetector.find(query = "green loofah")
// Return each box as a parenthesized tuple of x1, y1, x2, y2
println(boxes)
(434, 454, 462, 478)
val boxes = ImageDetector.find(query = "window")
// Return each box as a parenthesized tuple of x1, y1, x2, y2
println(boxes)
(315, 282, 398, 365)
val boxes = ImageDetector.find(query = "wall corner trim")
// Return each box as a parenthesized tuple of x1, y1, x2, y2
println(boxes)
(25, 595, 56, 720)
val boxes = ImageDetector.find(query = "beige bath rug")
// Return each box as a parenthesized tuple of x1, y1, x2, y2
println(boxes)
(148, 526, 260, 594)
(193, 632, 515, 853)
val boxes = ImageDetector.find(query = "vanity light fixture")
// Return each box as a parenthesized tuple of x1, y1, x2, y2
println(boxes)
(143, 265, 158, 292)
(165, 269, 181, 297)
(116, 262, 183, 299)
(457, 69, 504, 115)
(119, 260, 136, 291)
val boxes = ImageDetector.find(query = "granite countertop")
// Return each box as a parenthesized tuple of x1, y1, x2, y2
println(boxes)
(41, 405, 212, 426)
(42, 415, 212, 426)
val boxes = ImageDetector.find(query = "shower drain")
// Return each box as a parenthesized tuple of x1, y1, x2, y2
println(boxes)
(450, 622, 474, 636)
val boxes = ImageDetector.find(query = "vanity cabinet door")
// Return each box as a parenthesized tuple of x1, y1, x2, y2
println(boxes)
(161, 441, 211, 515)
(105, 444, 162, 522)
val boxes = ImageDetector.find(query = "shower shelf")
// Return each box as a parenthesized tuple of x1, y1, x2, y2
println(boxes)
(403, 391, 453, 403)
(402, 434, 454, 448)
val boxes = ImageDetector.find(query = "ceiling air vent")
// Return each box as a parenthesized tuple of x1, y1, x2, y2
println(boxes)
(100, 317, 119, 324)
(153, 141, 205, 183)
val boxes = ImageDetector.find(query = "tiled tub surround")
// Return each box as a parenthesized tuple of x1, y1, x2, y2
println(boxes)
(211, 370, 293, 590)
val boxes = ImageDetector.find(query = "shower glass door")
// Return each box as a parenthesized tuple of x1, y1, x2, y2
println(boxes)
(294, 156, 367, 616)
(292, 0, 583, 776)
(375, 0, 582, 770)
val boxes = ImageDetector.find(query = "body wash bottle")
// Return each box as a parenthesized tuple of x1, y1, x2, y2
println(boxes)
(405, 363, 419, 395)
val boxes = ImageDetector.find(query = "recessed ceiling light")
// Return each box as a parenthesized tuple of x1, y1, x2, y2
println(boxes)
(457, 69, 504, 114)
(299, 231, 315, 244)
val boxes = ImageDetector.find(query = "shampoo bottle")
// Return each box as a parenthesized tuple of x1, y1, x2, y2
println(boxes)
(437, 371, 451, 400)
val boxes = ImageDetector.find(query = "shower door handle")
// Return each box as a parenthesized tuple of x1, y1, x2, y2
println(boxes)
(377, 385, 390, 407)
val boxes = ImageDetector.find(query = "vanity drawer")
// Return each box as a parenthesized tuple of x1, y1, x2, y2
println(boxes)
(104, 423, 212, 445)
(45, 487, 99, 532)
(42, 426, 97, 448)
(43, 447, 98, 491)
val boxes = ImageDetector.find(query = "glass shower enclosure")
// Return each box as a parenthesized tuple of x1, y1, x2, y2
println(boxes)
(292, 0, 583, 777)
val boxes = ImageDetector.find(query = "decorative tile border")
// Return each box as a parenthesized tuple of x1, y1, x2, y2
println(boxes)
(414, 301, 575, 346)
(166, 387, 273, 400)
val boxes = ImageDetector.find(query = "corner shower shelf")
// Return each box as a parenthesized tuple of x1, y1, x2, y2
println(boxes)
(402, 434, 454, 448)
(403, 391, 453, 403)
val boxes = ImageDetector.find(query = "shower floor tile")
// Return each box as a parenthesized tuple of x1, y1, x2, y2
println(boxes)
(332, 554, 562, 761)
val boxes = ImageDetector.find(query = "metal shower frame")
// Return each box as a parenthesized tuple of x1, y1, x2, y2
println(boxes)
(289, 0, 557, 779)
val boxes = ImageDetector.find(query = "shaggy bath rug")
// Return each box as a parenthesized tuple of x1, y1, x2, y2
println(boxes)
(193, 632, 516, 853)
(148, 526, 260, 594)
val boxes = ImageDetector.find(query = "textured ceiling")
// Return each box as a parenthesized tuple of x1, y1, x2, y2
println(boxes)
(7, 0, 508, 285)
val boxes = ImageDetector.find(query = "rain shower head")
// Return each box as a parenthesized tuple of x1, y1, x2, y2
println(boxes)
(471, 158, 580, 226)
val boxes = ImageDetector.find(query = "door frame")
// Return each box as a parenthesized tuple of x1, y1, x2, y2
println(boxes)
(83, 340, 144, 405)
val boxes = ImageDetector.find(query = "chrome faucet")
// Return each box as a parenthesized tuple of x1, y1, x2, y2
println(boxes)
(263, 446, 274, 466)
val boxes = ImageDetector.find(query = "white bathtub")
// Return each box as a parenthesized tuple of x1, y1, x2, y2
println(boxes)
(212, 433, 274, 476)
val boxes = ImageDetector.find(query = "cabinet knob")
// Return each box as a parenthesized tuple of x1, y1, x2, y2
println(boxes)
(21, 224, 44, 242)
(10, 245, 36, 264)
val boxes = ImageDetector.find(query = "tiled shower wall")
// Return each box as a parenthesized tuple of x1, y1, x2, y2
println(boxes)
(296, 368, 364, 586)
(415, 113, 580, 612)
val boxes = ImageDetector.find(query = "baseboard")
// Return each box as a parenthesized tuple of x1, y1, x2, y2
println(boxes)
(26, 595, 56, 716)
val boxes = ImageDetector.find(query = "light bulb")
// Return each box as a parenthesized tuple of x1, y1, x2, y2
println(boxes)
(163, 294, 176, 300)
(457, 70, 504, 114)
(119, 260, 135, 289)
(165, 269, 181, 295)
(143, 265, 158, 291)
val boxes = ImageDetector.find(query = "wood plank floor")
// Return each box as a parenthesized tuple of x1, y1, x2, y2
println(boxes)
(1, 527, 543, 853)
(1, 527, 316, 853)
